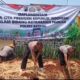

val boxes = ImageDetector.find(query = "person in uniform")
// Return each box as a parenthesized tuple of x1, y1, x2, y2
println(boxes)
(21, 41, 44, 72)
(0, 43, 16, 62)
(58, 45, 75, 79)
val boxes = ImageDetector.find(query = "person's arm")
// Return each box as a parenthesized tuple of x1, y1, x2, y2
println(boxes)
(36, 52, 40, 60)
(34, 49, 43, 62)
(32, 52, 37, 65)
(36, 42, 43, 60)
(64, 52, 71, 78)
(31, 46, 37, 65)
(31, 46, 40, 64)
(36, 49, 43, 60)
(61, 47, 68, 66)
(64, 53, 68, 67)
(32, 42, 43, 64)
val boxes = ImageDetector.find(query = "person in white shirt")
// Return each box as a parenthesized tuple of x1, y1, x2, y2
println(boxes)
(58, 45, 75, 79)
(21, 41, 44, 72)
(0, 44, 16, 62)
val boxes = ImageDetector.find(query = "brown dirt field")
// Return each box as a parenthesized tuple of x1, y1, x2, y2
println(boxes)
(0, 40, 80, 79)
(0, 59, 80, 80)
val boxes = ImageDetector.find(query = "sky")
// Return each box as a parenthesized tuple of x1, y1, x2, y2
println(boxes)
(1, 0, 80, 6)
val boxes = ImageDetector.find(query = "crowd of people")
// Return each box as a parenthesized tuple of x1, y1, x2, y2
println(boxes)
(0, 40, 75, 79)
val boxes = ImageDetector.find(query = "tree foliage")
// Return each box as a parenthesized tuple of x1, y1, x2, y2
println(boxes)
(65, 23, 80, 59)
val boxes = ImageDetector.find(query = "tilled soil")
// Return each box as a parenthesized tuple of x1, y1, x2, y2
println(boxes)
(0, 59, 80, 80)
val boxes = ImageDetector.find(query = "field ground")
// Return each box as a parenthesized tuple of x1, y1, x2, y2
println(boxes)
(0, 59, 80, 80)
(0, 40, 80, 79)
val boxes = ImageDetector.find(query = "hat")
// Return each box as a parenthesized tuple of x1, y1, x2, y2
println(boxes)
(9, 44, 14, 48)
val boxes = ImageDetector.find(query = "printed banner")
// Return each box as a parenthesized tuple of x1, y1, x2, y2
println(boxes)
(0, 4, 80, 39)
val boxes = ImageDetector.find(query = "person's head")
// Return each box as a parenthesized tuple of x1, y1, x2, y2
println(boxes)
(68, 47, 75, 58)
(68, 47, 75, 53)
(36, 41, 43, 52)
